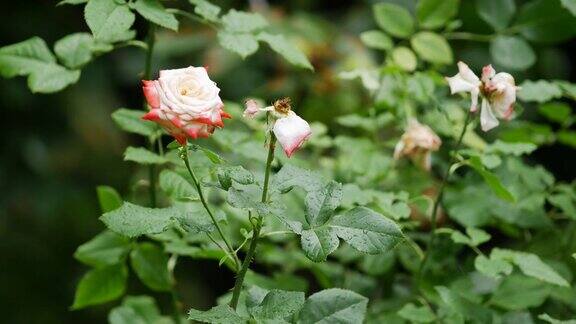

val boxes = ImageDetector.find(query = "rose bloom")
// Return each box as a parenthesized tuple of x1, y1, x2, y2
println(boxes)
(243, 98, 312, 157)
(446, 62, 519, 132)
(142, 66, 230, 144)
(394, 119, 442, 170)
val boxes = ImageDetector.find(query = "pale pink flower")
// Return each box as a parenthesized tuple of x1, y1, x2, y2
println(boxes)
(142, 66, 231, 144)
(394, 119, 442, 170)
(446, 62, 519, 132)
(243, 98, 311, 158)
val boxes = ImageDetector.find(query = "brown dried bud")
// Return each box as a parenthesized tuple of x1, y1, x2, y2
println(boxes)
(273, 97, 292, 114)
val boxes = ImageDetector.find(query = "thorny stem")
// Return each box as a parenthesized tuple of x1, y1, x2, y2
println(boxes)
(419, 111, 473, 278)
(143, 23, 158, 208)
(180, 145, 241, 270)
(229, 132, 277, 310)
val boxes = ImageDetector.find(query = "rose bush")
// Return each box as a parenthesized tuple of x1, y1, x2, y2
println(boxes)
(1, 0, 575, 323)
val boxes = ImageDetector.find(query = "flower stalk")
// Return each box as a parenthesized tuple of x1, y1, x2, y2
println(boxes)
(180, 145, 241, 270)
(229, 131, 277, 310)
(419, 111, 473, 276)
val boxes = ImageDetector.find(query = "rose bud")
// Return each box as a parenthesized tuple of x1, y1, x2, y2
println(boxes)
(446, 62, 519, 132)
(394, 119, 442, 170)
(243, 97, 311, 158)
(141, 66, 231, 144)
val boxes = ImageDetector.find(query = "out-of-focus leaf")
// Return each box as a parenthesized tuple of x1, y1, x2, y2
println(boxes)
(112, 108, 158, 137)
(189, 0, 221, 22)
(297, 288, 368, 324)
(217, 31, 258, 59)
(221, 9, 267, 33)
(398, 303, 436, 323)
(467, 157, 515, 202)
(492, 248, 570, 286)
(490, 275, 551, 310)
(96, 185, 123, 212)
(130, 0, 178, 31)
(518, 80, 563, 102)
(109, 295, 167, 324)
(72, 264, 127, 309)
(435, 286, 492, 322)
(539, 313, 576, 324)
(538, 102, 572, 124)
(490, 36, 535, 71)
(485, 140, 537, 156)
(74, 230, 130, 267)
(360, 30, 393, 51)
(85, 0, 136, 42)
(124, 146, 168, 164)
(391, 46, 417, 71)
(558, 131, 576, 148)
(514, 0, 576, 43)
(54, 33, 95, 68)
(130, 242, 171, 291)
(373, 3, 414, 38)
(416, 0, 459, 29)
(474, 255, 513, 279)
(257, 32, 314, 70)
(476, 0, 516, 30)
(450, 227, 491, 247)
(411, 31, 453, 65)
(159, 169, 196, 200)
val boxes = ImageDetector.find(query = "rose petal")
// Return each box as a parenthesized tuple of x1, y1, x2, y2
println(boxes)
(273, 113, 312, 158)
(480, 99, 499, 132)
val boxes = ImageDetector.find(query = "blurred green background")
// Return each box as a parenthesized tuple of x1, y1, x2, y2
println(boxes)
(0, 0, 574, 323)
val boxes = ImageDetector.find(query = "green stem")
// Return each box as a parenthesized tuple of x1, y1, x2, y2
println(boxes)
(168, 254, 183, 324)
(229, 133, 277, 310)
(180, 146, 241, 270)
(419, 111, 473, 277)
(143, 23, 157, 208)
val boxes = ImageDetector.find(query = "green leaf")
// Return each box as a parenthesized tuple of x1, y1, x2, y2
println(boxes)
(398, 303, 435, 323)
(159, 169, 196, 200)
(216, 165, 254, 190)
(188, 304, 247, 323)
(556, 80, 576, 100)
(514, 0, 576, 43)
(251, 290, 305, 320)
(221, 9, 267, 33)
(485, 140, 537, 156)
(100, 202, 180, 238)
(58, 0, 88, 5)
(305, 181, 343, 226)
(539, 313, 576, 324)
(490, 275, 551, 310)
(467, 157, 515, 202)
(74, 230, 130, 267)
(492, 248, 570, 286)
(450, 227, 491, 247)
(217, 31, 258, 59)
(330, 207, 403, 254)
(360, 30, 393, 51)
(518, 80, 563, 102)
(391, 46, 417, 71)
(96, 185, 123, 212)
(112, 108, 158, 137)
(490, 35, 536, 71)
(474, 255, 513, 279)
(373, 3, 414, 38)
(538, 102, 572, 124)
(85, 0, 136, 42)
(298, 288, 368, 324)
(54, 33, 95, 69)
(416, 0, 459, 29)
(0, 37, 82, 93)
(300, 227, 339, 262)
(476, 0, 516, 30)
(273, 165, 324, 194)
(189, 0, 221, 22)
(435, 286, 492, 322)
(109, 295, 165, 324)
(558, 130, 576, 148)
(124, 146, 168, 164)
(410, 31, 453, 65)
(130, 0, 178, 31)
(130, 242, 171, 292)
(188, 144, 224, 164)
(257, 32, 314, 70)
(72, 264, 127, 309)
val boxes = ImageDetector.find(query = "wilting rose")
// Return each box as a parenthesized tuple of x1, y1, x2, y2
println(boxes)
(446, 62, 519, 132)
(243, 98, 312, 157)
(394, 119, 441, 170)
(142, 66, 231, 144)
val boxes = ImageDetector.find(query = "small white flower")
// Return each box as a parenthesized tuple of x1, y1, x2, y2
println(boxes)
(243, 98, 311, 157)
(446, 62, 519, 132)
(394, 119, 441, 170)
